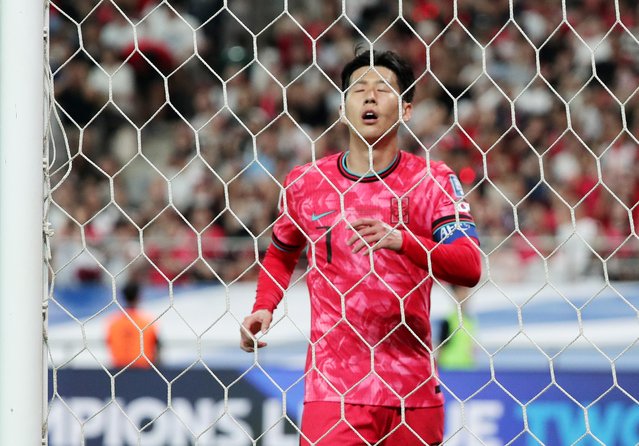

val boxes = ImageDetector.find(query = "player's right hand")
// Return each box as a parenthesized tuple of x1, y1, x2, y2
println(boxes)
(240, 309, 273, 352)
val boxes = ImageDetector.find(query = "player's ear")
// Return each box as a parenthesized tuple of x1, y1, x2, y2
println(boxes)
(401, 101, 413, 122)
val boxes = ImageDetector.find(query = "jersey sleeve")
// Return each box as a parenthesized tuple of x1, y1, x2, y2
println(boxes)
(271, 169, 307, 253)
(252, 170, 307, 313)
(399, 234, 481, 287)
(431, 165, 479, 245)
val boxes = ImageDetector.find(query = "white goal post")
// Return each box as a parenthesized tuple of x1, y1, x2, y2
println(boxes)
(0, 0, 46, 444)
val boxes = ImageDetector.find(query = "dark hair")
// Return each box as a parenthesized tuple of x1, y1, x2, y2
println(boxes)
(341, 49, 415, 103)
(122, 282, 140, 306)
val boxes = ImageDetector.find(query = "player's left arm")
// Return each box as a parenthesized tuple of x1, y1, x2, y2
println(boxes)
(347, 219, 481, 287)
(400, 233, 481, 287)
(347, 167, 482, 287)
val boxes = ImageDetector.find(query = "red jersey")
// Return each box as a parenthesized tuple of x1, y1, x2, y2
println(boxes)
(256, 150, 479, 408)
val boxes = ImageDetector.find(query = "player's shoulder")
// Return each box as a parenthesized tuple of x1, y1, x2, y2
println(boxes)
(428, 159, 456, 179)
(284, 153, 341, 185)
(400, 151, 454, 178)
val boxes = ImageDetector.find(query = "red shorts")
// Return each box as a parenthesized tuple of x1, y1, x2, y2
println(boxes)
(299, 401, 444, 445)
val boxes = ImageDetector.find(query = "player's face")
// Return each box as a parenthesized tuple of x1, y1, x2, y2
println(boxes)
(342, 66, 412, 145)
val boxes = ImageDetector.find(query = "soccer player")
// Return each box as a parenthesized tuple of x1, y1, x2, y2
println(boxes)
(240, 49, 481, 445)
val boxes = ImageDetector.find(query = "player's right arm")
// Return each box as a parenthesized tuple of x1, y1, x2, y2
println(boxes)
(240, 171, 306, 352)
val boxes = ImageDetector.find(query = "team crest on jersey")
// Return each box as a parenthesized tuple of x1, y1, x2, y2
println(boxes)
(391, 197, 409, 224)
(449, 174, 465, 198)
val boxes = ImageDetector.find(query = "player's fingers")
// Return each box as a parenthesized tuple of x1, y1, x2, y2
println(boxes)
(348, 225, 378, 246)
(350, 234, 370, 250)
(369, 241, 386, 252)
(352, 235, 380, 253)
(364, 231, 395, 253)
(362, 235, 386, 254)
(351, 218, 379, 232)
(346, 233, 359, 246)
(350, 218, 377, 229)
(352, 242, 365, 254)
(239, 325, 253, 351)
(349, 230, 377, 249)
(357, 226, 379, 237)
(241, 330, 266, 352)
(240, 315, 262, 347)
(241, 316, 258, 333)
(241, 334, 267, 352)
(260, 314, 272, 333)
(240, 334, 254, 352)
(352, 232, 377, 250)
(240, 321, 252, 337)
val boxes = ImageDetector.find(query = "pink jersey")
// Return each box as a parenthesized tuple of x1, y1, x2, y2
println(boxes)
(270, 150, 477, 408)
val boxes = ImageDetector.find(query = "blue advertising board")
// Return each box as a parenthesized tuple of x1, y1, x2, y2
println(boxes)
(48, 368, 639, 445)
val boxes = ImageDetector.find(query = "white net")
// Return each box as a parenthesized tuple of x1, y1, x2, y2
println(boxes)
(44, 0, 639, 445)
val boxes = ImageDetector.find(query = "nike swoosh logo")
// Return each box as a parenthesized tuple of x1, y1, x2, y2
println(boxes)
(311, 210, 336, 221)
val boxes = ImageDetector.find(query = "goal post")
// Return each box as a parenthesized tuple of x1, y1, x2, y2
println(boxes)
(0, 0, 46, 444)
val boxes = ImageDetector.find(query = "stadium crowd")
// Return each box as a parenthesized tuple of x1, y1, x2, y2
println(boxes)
(48, 0, 639, 287)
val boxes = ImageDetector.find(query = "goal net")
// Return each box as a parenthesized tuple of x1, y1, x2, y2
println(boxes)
(44, 0, 639, 445)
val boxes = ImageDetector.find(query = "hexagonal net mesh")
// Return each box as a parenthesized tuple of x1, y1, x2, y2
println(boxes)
(44, 0, 639, 445)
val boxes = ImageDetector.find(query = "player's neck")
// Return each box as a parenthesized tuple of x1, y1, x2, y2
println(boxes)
(345, 138, 400, 176)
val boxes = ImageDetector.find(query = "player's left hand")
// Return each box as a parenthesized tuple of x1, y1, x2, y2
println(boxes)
(347, 218, 403, 254)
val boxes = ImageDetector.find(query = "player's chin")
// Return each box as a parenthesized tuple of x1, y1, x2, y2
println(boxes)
(365, 125, 398, 144)
(359, 131, 385, 146)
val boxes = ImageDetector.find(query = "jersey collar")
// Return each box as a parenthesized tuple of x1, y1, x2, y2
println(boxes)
(337, 151, 402, 183)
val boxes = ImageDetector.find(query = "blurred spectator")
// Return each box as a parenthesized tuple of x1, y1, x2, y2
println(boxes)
(103, 218, 143, 286)
(106, 282, 160, 369)
(138, 0, 201, 62)
(54, 56, 100, 127)
(87, 47, 136, 115)
(437, 286, 477, 370)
